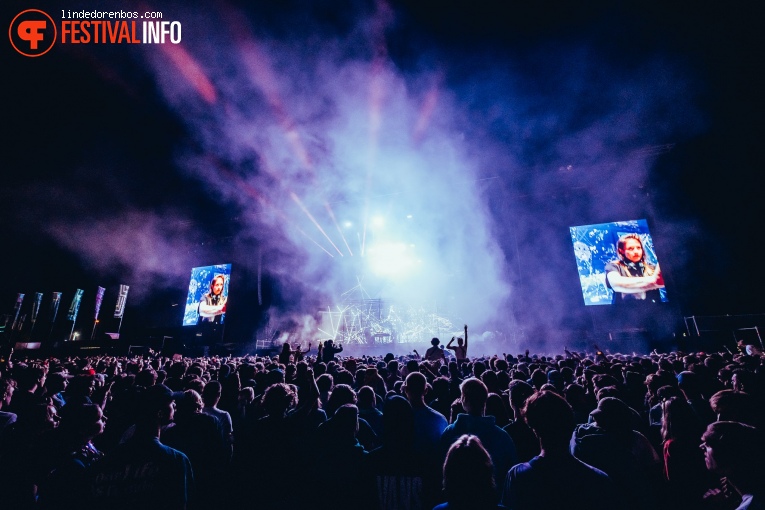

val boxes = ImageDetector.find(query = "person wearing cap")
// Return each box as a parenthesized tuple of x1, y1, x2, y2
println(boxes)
(89, 384, 193, 509)
(570, 397, 661, 510)
(63, 374, 97, 408)
(677, 371, 716, 426)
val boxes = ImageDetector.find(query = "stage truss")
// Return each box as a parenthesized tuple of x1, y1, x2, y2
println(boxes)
(318, 281, 457, 345)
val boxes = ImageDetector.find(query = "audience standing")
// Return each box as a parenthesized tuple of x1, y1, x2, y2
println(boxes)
(0, 342, 762, 510)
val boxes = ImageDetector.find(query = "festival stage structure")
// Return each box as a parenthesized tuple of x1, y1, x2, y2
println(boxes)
(318, 300, 456, 346)
(317, 280, 456, 347)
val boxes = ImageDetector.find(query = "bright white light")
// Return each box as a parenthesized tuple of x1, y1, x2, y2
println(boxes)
(371, 216, 385, 227)
(343, 221, 353, 228)
(406, 214, 413, 219)
(367, 242, 417, 277)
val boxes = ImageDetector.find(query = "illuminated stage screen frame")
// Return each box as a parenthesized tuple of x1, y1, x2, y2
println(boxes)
(570, 220, 667, 306)
(183, 264, 232, 326)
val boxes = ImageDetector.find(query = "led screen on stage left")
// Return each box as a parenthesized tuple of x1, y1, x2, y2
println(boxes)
(183, 264, 232, 326)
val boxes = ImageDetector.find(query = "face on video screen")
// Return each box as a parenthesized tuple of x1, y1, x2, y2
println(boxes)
(210, 276, 225, 296)
(621, 237, 643, 263)
(570, 220, 667, 306)
(183, 264, 232, 325)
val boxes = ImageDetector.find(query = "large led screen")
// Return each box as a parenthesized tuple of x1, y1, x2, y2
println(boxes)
(570, 220, 667, 306)
(183, 264, 232, 325)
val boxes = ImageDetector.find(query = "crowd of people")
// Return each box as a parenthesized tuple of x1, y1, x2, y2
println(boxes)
(0, 337, 763, 509)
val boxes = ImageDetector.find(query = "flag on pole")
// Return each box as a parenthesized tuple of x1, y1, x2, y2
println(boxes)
(50, 292, 62, 323)
(67, 289, 84, 322)
(114, 284, 129, 318)
(31, 292, 43, 326)
(94, 287, 106, 320)
(11, 293, 25, 330)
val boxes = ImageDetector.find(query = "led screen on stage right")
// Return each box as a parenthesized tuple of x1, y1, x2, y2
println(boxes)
(570, 220, 667, 306)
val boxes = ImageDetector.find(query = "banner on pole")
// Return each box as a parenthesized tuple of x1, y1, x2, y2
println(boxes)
(50, 292, 62, 324)
(114, 284, 129, 318)
(31, 292, 43, 326)
(67, 289, 84, 322)
(11, 293, 25, 330)
(94, 287, 106, 320)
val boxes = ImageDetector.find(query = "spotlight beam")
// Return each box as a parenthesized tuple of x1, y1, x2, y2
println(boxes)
(211, 158, 334, 258)
(225, 6, 349, 256)
(225, 2, 358, 263)
(325, 202, 353, 256)
(291, 192, 344, 256)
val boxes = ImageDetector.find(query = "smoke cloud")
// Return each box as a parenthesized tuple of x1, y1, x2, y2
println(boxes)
(143, 3, 517, 333)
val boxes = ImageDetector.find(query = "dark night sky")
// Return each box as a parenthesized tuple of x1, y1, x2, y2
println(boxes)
(3, 0, 765, 343)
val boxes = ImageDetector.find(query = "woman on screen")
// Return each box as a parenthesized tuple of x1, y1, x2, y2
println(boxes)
(198, 275, 227, 324)
(605, 234, 664, 303)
